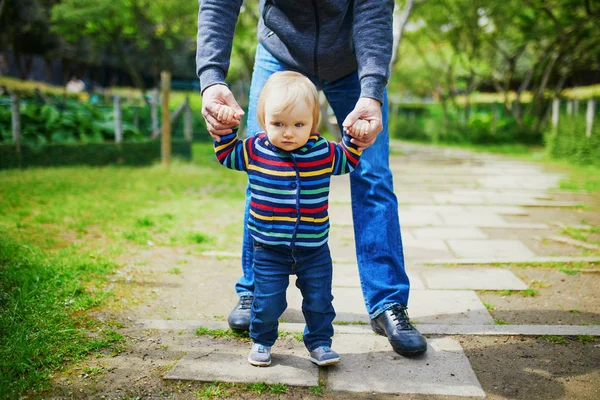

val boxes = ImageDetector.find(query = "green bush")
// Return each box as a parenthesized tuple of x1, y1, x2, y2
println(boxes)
(389, 103, 542, 145)
(0, 97, 209, 144)
(546, 113, 600, 167)
(0, 141, 192, 169)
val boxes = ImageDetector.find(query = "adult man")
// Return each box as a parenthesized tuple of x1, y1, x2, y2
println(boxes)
(196, 0, 427, 356)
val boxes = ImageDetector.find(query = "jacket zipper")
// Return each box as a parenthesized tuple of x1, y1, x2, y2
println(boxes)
(290, 154, 301, 248)
(311, 0, 320, 76)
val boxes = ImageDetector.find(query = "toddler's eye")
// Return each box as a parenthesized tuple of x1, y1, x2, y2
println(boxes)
(295, 123, 304, 127)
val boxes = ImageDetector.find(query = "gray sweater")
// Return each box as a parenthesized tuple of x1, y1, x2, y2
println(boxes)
(196, 0, 394, 104)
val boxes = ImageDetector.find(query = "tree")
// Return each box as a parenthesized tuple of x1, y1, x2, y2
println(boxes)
(51, 0, 197, 90)
(0, 0, 62, 79)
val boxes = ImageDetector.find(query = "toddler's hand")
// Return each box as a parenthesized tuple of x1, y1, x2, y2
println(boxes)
(216, 104, 239, 125)
(348, 119, 370, 138)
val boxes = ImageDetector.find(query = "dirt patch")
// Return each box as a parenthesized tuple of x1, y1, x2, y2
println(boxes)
(478, 266, 600, 325)
(459, 335, 600, 400)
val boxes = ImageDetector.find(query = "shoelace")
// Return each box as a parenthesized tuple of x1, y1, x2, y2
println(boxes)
(238, 295, 253, 310)
(389, 305, 414, 331)
(256, 345, 267, 353)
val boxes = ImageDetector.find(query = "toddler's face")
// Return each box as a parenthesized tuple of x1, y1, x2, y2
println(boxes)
(264, 96, 313, 151)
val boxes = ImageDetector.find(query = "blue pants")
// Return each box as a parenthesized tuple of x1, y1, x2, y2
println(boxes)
(250, 241, 335, 350)
(237, 44, 410, 319)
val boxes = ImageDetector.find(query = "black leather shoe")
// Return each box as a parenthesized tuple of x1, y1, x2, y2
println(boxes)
(227, 295, 253, 331)
(371, 304, 427, 356)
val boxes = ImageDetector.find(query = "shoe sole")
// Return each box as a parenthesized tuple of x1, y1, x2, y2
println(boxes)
(309, 357, 340, 367)
(371, 324, 427, 356)
(248, 357, 271, 367)
(229, 323, 250, 332)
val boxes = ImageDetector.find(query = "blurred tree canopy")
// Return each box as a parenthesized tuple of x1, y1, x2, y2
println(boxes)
(0, 0, 598, 126)
(393, 0, 600, 132)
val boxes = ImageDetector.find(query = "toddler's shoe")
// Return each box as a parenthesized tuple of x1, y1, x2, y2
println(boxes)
(248, 343, 271, 367)
(309, 346, 340, 366)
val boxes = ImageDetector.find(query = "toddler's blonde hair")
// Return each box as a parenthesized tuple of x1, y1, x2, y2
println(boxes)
(257, 71, 320, 133)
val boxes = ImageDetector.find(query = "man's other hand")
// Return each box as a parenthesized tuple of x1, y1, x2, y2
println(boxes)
(342, 97, 383, 151)
(201, 84, 245, 141)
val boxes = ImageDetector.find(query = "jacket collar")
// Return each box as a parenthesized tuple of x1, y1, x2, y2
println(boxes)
(257, 132, 320, 155)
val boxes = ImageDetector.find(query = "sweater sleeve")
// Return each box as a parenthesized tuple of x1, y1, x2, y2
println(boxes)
(331, 132, 362, 176)
(196, 0, 244, 93)
(352, 0, 394, 104)
(214, 131, 249, 172)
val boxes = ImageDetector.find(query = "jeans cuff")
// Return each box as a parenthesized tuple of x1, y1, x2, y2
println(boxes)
(369, 302, 405, 320)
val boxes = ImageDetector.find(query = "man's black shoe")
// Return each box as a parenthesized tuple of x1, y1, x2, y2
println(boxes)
(371, 304, 427, 356)
(227, 295, 253, 331)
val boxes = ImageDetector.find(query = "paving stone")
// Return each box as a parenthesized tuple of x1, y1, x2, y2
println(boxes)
(404, 239, 455, 260)
(462, 205, 529, 215)
(447, 239, 536, 259)
(433, 193, 487, 204)
(140, 320, 600, 337)
(327, 336, 485, 397)
(413, 227, 488, 240)
(439, 213, 508, 226)
(398, 212, 445, 227)
(420, 266, 527, 290)
(283, 287, 493, 325)
(332, 263, 425, 290)
(403, 205, 467, 214)
(421, 255, 600, 265)
(164, 342, 319, 386)
(452, 189, 552, 200)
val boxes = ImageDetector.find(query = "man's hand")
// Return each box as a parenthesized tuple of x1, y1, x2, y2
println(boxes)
(201, 84, 245, 141)
(342, 97, 383, 151)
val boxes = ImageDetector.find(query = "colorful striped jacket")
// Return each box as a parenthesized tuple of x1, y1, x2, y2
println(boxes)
(214, 131, 362, 248)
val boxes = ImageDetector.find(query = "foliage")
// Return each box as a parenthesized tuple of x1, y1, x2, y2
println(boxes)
(389, 102, 540, 145)
(0, 0, 62, 79)
(0, 141, 191, 169)
(0, 99, 143, 145)
(395, 0, 600, 135)
(51, 0, 199, 89)
(545, 108, 600, 167)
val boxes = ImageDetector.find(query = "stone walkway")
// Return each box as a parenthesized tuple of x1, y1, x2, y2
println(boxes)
(155, 143, 599, 397)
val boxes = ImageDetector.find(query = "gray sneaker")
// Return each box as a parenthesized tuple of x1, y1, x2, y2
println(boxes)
(248, 343, 271, 367)
(309, 346, 340, 366)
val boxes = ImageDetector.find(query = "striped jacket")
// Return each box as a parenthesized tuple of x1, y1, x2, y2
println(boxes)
(214, 131, 361, 248)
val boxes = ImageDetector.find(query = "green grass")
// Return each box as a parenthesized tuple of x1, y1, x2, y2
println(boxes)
(194, 327, 250, 342)
(196, 382, 234, 399)
(541, 335, 568, 344)
(246, 382, 288, 395)
(0, 143, 248, 397)
(0, 237, 125, 397)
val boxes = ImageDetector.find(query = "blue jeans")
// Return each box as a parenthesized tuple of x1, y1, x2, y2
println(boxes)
(236, 44, 410, 318)
(250, 241, 335, 350)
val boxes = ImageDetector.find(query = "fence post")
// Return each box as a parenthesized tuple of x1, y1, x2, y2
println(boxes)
(567, 100, 573, 116)
(574, 100, 579, 115)
(151, 88, 159, 137)
(586, 99, 595, 138)
(10, 93, 22, 166)
(551, 98, 560, 134)
(114, 95, 123, 143)
(184, 98, 193, 142)
(161, 71, 172, 168)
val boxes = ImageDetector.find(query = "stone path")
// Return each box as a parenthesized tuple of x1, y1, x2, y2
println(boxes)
(160, 142, 599, 397)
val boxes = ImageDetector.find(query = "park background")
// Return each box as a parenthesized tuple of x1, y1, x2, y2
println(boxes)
(0, 0, 599, 398)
